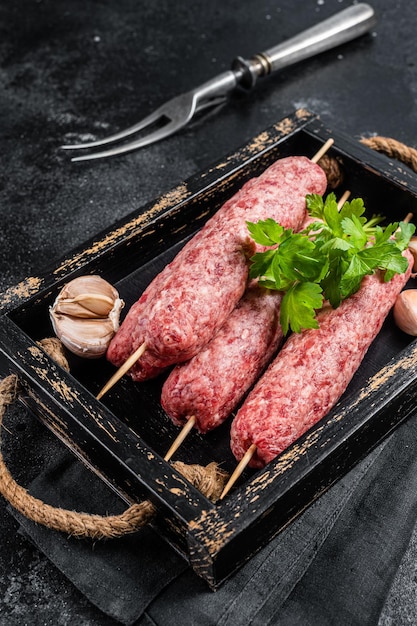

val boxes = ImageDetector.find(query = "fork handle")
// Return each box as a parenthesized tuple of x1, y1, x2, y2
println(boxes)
(233, 3, 376, 88)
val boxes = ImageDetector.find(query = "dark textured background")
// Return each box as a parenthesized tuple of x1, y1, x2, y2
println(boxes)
(1, 0, 417, 623)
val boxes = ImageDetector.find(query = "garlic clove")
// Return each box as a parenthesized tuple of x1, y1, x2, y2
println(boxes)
(393, 289, 417, 336)
(51, 275, 121, 318)
(50, 314, 116, 358)
(54, 294, 116, 318)
(49, 275, 124, 358)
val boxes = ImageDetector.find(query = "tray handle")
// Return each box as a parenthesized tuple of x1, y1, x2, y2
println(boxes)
(0, 339, 227, 539)
(361, 136, 417, 171)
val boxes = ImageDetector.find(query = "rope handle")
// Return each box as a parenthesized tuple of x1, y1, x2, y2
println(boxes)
(319, 135, 417, 188)
(0, 339, 228, 538)
(361, 136, 417, 172)
(1, 136, 416, 539)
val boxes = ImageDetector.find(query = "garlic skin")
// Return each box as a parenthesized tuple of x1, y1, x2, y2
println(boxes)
(393, 289, 417, 336)
(49, 275, 124, 358)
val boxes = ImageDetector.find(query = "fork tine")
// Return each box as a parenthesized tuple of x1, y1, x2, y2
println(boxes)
(68, 95, 228, 161)
(61, 106, 166, 151)
(69, 118, 186, 162)
(63, 70, 232, 160)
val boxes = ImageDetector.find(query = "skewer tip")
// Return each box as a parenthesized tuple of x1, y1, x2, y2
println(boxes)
(96, 342, 147, 400)
(220, 443, 257, 499)
(164, 416, 197, 462)
(337, 189, 351, 210)
(311, 138, 335, 164)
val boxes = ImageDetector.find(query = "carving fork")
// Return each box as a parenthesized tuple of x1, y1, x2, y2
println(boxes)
(62, 4, 376, 162)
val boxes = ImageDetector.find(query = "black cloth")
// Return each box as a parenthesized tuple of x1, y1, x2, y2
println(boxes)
(11, 409, 417, 625)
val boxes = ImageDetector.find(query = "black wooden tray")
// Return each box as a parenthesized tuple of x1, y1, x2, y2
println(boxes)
(2, 109, 417, 589)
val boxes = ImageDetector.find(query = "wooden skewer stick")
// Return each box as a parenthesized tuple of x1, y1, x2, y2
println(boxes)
(310, 138, 334, 164)
(337, 189, 351, 208)
(220, 443, 257, 500)
(164, 415, 197, 462)
(96, 341, 147, 400)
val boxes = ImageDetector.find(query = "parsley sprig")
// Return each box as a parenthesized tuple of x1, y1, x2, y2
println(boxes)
(247, 193, 415, 335)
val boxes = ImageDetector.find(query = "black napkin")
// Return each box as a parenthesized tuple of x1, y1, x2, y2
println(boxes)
(11, 411, 417, 626)
(11, 454, 188, 624)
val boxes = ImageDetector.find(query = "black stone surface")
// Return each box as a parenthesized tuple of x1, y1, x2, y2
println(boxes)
(1, 0, 417, 623)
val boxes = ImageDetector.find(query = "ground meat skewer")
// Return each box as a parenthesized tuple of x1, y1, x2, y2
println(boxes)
(221, 251, 413, 497)
(161, 282, 284, 458)
(99, 147, 330, 399)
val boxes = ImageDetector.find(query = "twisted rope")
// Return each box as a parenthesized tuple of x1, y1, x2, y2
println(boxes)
(318, 153, 345, 189)
(361, 136, 417, 173)
(318, 136, 417, 190)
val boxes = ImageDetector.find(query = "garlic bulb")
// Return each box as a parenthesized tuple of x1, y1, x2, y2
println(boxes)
(49, 275, 124, 358)
(393, 289, 417, 336)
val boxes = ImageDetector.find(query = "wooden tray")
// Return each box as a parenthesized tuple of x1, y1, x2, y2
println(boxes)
(2, 109, 417, 589)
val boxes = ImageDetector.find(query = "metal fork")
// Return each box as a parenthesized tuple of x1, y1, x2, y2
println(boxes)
(62, 3, 376, 162)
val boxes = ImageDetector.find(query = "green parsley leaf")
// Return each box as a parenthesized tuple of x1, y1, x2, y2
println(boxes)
(341, 214, 368, 249)
(249, 249, 276, 282)
(323, 194, 344, 237)
(247, 193, 416, 335)
(305, 193, 326, 218)
(339, 254, 373, 299)
(280, 282, 324, 334)
(246, 219, 285, 247)
(320, 252, 346, 308)
(396, 221, 416, 250)
(339, 197, 366, 222)
(276, 233, 327, 283)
